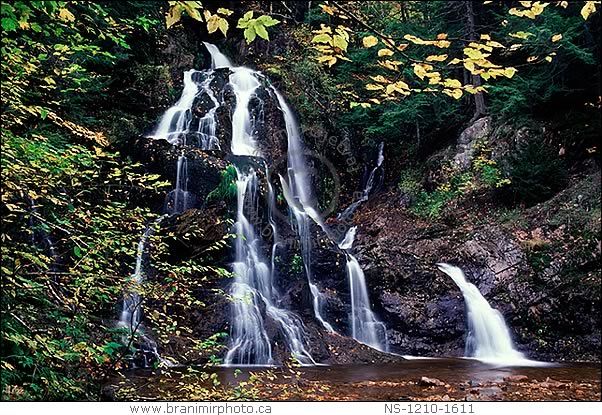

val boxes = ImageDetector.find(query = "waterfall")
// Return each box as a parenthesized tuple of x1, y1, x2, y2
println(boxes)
(151, 70, 199, 144)
(204, 41, 232, 68)
(165, 152, 191, 214)
(338, 142, 385, 222)
(437, 263, 545, 366)
(338, 227, 388, 351)
(204, 43, 315, 366)
(230, 67, 261, 155)
(273, 90, 336, 332)
(119, 218, 163, 334)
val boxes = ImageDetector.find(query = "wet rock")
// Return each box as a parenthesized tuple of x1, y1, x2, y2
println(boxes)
(504, 375, 529, 383)
(132, 136, 229, 212)
(419, 377, 446, 387)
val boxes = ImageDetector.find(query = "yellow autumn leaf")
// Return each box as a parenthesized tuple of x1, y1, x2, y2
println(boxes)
(320, 4, 338, 16)
(504, 67, 517, 78)
(404, 34, 428, 45)
(463, 47, 485, 60)
(378, 60, 402, 71)
(413, 63, 432, 80)
(317, 55, 337, 66)
(480, 34, 491, 41)
(486, 40, 506, 48)
(443, 78, 462, 88)
(366, 84, 384, 91)
(545, 56, 553, 62)
(58, 8, 75, 22)
(362, 36, 379, 48)
(449, 58, 462, 65)
(464, 60, 477, 74)
(378, 48, 394, 57)
(510, 31, 533, 40)
(437, 33, 448, 40)
(443, 89, 463, 99)
(426, 54, 448, 62)
(581, 1, 597, 20)
(396, 43, 409, 52)
(552, 34, 562, 42)
(559, 1, 568, 8)
(370, 75, 389, 83)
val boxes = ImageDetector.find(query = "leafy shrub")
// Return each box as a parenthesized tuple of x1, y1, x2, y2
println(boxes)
(398, 168, 422, 197)
(206, 165, 238, 203)
(505, 140, 568, 206)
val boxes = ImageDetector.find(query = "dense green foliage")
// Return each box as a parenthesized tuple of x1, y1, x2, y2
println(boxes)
(506, 139, 568, 206)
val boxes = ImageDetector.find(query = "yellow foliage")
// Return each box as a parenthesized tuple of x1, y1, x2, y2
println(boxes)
(426, 54, 448, 62)
(378, 48, 394, 57)
(362, 36, 379, 48)
(581, 1, 599, 20)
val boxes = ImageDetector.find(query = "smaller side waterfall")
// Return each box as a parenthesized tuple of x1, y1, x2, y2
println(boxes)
(339, 227, 388, 351)
(338, 142, 385, 222)
(119, 218, 163, 334)
(165, 153, 192, 214)
(437, 263, 546, 366)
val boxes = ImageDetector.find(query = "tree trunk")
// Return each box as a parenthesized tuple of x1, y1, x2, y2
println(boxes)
(465, 1, 487, 120)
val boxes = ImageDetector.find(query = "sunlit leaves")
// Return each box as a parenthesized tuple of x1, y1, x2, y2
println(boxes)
(377, 48, 394, 57)
(509, 31, 534, 39)
(426, 54, 448, 62)
(311, 24, 352, 66)
(551, 33, 562, 42)
(580, 1, 600, 20)
(362, 35, 379, 48)
(58, 8, 75, 22)
(237, 11, 280, 43)
(404, 33, 451, 48)
(509, 1, 549, 19)
(204, 10, 229, 36)
(166, 1, 203, 28)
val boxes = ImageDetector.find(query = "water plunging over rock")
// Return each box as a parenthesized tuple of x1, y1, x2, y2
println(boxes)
(203, 44, 316, 366)
(339, 227, 388, 351)
(437, 263, 546, 366)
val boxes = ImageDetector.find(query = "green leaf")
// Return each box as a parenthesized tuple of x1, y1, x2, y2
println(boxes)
(333, 34, 348, 51)
(244, 26, 256, 43)
(237, 10, 253, 28)
(256, 15, 280, 27)
(312, 33, 331, 44)
(73, 246, 82, 258)
(254, 23, 269, 40)
(1, 17, 17, 32)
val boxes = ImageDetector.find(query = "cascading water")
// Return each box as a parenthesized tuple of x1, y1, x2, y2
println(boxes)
(437, 263, 545, 366)
(203, 43, 315, 366)
(338, 142, 384, 222)
(338, 227, 388, 351)
(273, 90, 336, 332)
(165, 152, 191, 214)
(151, 70, 199, 144)
(119, 218, 163, 334)
(230, 67, 261, 156)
